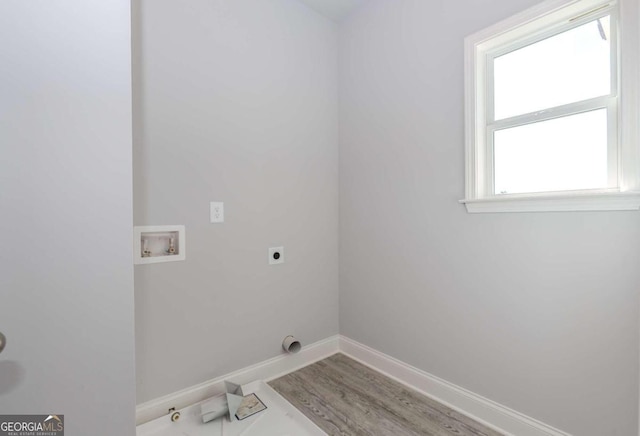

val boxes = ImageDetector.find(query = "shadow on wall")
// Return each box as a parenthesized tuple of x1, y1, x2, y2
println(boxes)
(0, 361, 25, 395)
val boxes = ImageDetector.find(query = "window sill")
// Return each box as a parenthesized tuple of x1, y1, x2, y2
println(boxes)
(459, 191, 640, 213)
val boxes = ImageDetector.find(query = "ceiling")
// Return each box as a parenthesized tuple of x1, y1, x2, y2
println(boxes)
(296, 0, 369, 22)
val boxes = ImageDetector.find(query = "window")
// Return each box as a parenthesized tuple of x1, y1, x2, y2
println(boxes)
(462, 0, 640, 213)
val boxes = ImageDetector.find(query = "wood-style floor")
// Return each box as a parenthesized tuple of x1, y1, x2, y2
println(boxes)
(269, 353, 503, 436)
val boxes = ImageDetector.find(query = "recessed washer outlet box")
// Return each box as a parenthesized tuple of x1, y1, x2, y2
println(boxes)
(134, 225, 186, 264)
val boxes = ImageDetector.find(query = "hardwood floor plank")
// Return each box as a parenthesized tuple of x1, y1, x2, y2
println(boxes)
(301, 360, 441, 435)
(325, 354, 497, 436)
(269, 353, 504, 436)
(273, 366, 416, 435)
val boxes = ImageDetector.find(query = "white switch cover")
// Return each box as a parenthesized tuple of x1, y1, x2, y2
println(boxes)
(210, 202, 224, 223)
(269, 247, 284, 265)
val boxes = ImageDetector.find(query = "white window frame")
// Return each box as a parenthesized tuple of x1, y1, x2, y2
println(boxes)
(461, 0, 640, 213)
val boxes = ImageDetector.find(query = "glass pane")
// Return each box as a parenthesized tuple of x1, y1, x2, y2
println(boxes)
(494, 109, 609, 195)
(494, 16, 611, 120)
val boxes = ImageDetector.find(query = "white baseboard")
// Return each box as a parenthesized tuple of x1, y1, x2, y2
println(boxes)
(136, 334, 570, 436)
(135, 335, 340, 425)
(338, 335, 571, 436)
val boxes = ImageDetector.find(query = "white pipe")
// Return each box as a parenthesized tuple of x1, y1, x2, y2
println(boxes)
(282, 335, 301, 354)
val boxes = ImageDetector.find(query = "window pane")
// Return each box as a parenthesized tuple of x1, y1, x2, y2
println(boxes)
(494, 109, 609, 195)
(494, 16, 611, 120)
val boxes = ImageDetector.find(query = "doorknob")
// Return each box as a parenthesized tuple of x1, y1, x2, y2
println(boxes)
(0, 332, 6, 354)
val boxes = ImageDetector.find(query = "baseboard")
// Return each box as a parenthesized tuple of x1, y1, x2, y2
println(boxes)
(339, 335, 571, 436)
(137, 334, 571, 435)
(135, 335, 340, 425)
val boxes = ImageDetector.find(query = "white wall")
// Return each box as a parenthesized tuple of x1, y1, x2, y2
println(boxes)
(133, 0, 340, 403)
(0, 1, 136, 435)
(338, 1, 640, 435)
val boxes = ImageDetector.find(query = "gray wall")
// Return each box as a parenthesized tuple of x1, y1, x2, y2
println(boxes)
(133, 0, 339, 403)
(0, 1, 136, 435)
(338, 1, 640, 435)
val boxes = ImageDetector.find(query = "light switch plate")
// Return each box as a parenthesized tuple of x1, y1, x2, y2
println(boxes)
(210, 202, 224, 223)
